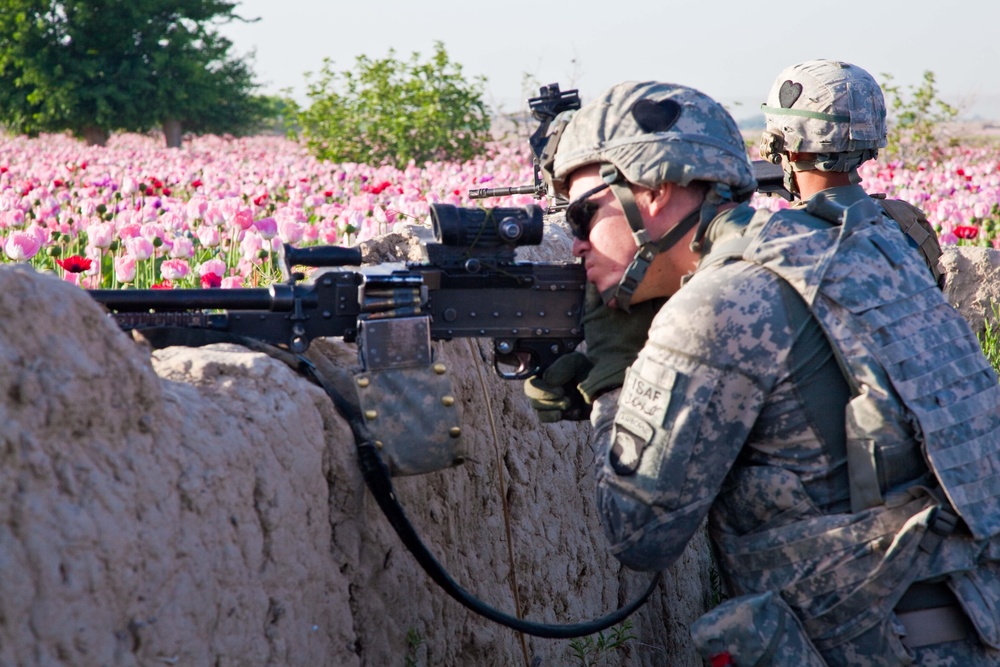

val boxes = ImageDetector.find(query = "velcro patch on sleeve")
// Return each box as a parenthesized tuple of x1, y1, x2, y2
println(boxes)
(610, 411, 655, 475)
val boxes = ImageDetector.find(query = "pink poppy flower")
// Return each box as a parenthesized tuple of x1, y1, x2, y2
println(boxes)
(124, 236, 155, 260)
(160, 258, 191, 281)
(4, 230, 41, 261)
(114, 255, 137, 283)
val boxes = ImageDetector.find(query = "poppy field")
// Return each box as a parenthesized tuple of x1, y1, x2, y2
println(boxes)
(0, 131, 998, 290)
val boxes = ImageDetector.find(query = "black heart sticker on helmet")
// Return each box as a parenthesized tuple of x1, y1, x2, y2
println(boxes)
(778, 80, 803, 108)
(631, 99, 682, 133)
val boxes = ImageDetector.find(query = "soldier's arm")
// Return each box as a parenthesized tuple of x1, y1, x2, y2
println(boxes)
(591, 262, 794, 571)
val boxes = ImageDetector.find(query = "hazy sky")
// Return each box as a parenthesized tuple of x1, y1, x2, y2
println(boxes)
(219, 0, 1000, 122)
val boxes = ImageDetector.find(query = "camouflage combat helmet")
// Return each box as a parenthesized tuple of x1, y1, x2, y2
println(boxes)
(542, 81, 756, 197)
(541, 81, 756, 310)
(760, 60, 886, 179)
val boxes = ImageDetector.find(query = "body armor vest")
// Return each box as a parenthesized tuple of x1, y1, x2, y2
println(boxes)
(704, 195, 1000, 656)
(741, 194, 1000, 539)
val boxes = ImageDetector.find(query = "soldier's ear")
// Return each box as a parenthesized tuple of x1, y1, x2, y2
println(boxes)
(642, 181, 677, 217)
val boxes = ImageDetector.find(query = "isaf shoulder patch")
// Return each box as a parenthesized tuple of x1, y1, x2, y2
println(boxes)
(610, 369, 674, 475)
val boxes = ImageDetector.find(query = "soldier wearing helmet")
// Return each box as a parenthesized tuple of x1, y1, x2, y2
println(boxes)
(526, 77, 1000, 665)
(760, 59, 944, 285)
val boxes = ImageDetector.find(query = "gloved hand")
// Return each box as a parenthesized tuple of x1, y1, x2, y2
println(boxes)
(577, 283, 667, 401)
(523, 351, 594, 422)
(523, 284, 666, 422)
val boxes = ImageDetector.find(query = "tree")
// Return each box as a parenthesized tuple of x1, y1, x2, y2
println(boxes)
(292, 41, 492, 166)
(0, 0, 265, 146)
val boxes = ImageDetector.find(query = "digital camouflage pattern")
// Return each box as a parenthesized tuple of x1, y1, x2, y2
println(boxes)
(354, 364, 466, 476)
(760, 60, 887, 157)
(591, 186, 1000, 664)
(542, 81, 756, 197)
(690, 591, 827, 666)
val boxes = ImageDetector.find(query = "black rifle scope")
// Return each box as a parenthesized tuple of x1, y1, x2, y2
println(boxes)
(429, 204, 544, 249)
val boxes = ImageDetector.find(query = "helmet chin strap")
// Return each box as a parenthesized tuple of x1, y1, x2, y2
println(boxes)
(597, 164, 726, 312)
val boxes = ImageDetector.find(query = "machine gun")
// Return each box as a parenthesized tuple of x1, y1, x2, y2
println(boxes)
(87, 204, 658, 639)
(89, 203, 586, 382)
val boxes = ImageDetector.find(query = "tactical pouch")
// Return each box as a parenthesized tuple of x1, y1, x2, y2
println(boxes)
(354, 316, 466, 476)
(948, 564, 1000, 649)
(691, 591, 827, 666)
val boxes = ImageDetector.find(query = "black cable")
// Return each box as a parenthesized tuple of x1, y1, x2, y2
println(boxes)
(301, 359, 662, 639)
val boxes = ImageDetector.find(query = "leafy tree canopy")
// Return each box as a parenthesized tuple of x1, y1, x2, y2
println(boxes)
(291, 41, 492, 166)
(0, 0, 265, 144)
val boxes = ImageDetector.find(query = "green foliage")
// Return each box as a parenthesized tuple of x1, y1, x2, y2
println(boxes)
(293, 41, 491, 166)
(881, 70, 959, 166)
(978, 303, 1000, 378)
(566, 620, 636, 667)
(0, 0, 263, 143)
(710, 562, 729, 607)
(403, 627, 424, 667)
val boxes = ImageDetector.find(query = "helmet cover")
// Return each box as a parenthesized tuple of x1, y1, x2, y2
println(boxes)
(543, 81, 755, 198)
(760, 60, 886, 159)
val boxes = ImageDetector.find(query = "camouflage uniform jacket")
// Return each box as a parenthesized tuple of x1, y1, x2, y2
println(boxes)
(592, 192, 1000, 662)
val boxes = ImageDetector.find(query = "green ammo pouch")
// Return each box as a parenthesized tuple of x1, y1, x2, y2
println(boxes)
(691, 591, 827, 666)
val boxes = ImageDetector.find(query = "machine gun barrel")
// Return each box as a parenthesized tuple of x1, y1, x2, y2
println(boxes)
(89, 287, 282, 312)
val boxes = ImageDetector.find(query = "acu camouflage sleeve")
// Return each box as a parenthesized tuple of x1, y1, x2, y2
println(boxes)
(592, 262, 797, 571)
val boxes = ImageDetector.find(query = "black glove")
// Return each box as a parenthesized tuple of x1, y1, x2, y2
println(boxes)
(523, 351, 594, 422)
(577, 285, 666, 401)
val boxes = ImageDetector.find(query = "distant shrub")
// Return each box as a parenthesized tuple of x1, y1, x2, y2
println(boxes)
(881, 70, 959, 166)
(292, 42, 491, 166)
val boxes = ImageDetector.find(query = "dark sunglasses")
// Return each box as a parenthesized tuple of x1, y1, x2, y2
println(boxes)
(564, 182, 610, 240)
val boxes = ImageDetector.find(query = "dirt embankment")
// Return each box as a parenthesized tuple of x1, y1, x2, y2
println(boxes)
(0, 223, 714, 667)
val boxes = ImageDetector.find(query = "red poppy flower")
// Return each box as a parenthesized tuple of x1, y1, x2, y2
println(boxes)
(200, 273, 222, 288)
(190, 179, 203, 188)
(954, 225, 980, 240)
(151, 280, 174, 289)
(56, 255, 93, 273)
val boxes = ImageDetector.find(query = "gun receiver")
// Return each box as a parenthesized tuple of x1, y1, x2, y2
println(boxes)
(89, 204, 586, 380)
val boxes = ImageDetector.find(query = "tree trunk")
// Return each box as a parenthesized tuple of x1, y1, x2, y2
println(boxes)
(163, 119, 183, 148)
(81, 125, 108, 147)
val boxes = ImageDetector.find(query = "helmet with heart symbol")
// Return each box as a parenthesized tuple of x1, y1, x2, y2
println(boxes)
(759, 60, 887, 172)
